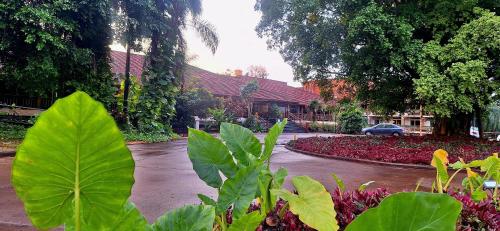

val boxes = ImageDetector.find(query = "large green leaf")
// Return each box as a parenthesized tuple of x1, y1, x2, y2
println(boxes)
(220, 122, 261, 165)
(481, 154, 499, 182)
(11, 91, 135, 230)
(197, 194, 217, 206)
(151, 205, 215, 231)
(433, 155, 449, 183)
(345, 192, 462, 231)
(261, 119, 287, 161)
(272, 176, 338, 231)
(187, 128, 238, 188)
(258, 170, 273, 213)
(107, 201, 149, 231)
(217, 165, 260, 219)
(227, 211, 264, 231)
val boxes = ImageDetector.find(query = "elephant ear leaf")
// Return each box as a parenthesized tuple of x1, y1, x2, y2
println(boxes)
(11, 91, 135, 230)
(197, 194, 217, 206)
(220, 123, 261, 166)
(272, 176, 338, 231)
(151, 205, 215, 231)
(187, 128, 238, 188)
(228, 211, 265, 231)
(345, 192, 462, 231)
(108, 201, 149, 231)
(217, 165, 260, 219)
(261, 119, 287, 161)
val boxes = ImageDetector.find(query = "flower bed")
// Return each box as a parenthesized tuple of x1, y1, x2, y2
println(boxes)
(241, 188, 499, 231)
(288, 136, 500, 165)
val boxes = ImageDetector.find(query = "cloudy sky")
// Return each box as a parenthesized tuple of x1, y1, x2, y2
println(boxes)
(183, 0, 300, 87)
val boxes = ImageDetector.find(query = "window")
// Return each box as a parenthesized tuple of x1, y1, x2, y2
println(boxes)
(393, 119, 401, 125)
(410, 119, 420, 126)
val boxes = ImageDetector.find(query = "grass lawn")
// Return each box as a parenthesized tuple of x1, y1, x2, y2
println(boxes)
(0, 122, 177, 151)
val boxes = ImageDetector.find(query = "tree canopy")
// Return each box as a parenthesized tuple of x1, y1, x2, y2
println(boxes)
(256, 0, 499, 135)
(0, 0, 114, 106)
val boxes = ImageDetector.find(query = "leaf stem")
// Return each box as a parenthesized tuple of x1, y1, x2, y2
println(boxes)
(75, 142, 81, 231)
(443, 169, 462, 191)
(278, 202, 289, 219)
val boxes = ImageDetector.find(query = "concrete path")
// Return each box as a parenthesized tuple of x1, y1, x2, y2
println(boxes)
(0, 133, 464, 230)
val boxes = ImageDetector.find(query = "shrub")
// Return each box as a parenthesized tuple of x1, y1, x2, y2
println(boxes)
(172, 88, 222, 132)
(0, 122, 27, 140)
(243, 115, 264, 132)
(308, 122, 337, 133)
(206, 107, 235, 131)
(268, 103, 282, 121)
(122, 129, 175, 143)
(338, 105, 365, 134)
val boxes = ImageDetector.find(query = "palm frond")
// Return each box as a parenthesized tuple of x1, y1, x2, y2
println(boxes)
(192, 18, 219, 54)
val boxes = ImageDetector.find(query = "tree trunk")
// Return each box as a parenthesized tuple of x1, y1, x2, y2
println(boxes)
(123, 40, 132, 124)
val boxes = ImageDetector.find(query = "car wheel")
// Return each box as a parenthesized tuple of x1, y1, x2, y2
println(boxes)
(365, 132, 373, 136)
(393, 132, 400, 137)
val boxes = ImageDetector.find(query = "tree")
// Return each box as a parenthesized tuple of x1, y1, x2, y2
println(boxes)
(240, 80, 259, 117)
(112, 0, 151, 123)
(0, 0, 115, 107)
(136, 0, 219, 132)
(247, 65, 269, 79)
(255, 0, 499, 135)
(414, 11, 500, 138)
(308, 100, 321, 122)
(338, 103, 365, 134)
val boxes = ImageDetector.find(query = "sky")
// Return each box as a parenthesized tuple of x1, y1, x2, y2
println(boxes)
(183, 0, 301, 87)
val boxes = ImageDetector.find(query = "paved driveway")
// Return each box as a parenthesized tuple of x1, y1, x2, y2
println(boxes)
(0, 133, 463, 230)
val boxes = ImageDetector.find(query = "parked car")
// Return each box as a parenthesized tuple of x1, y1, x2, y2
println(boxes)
(362, 123, 404, 136)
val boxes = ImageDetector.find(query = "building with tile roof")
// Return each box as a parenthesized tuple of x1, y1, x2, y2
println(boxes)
(110, 50, 320, 118)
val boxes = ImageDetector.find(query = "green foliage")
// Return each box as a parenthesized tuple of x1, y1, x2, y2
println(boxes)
(345, 192, 462, 231)
(415, 12, 500, 118)
(309, 122, 337, 133)
(484, 105, 500, 132)
(151, 205, 215, 231)
(122, 129, 173, 143)
(11, 92, 135, 230)
(217, 165, 260, 219)
(207, 108, 235, 131)
(227, 211, 265, 231)
(240, 80, 259, 117)
(338, 104, 365, 134)
(309, 100, 321, 122)
(187, 128, 238, 188)
(173, 88, 222, 131)
(242, 115, 264, 132)
(0, 0, 115, 106)
(268, 103, 282, 120)
(186, 120, 287, 229)
(273, 176, 339, 231)
(255, 0, 499, 120)
(117, 77, 142, 118)
(108, 202, 149, 231)
(220, 123, 262, 166)
(0, 122, 27, 140)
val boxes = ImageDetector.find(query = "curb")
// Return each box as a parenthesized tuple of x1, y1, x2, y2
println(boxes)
(285, 144, 436, 170)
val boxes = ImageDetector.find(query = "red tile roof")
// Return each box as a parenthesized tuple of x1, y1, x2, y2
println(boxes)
(110, 50, 320, 106)
(110, 50, 145, 80)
